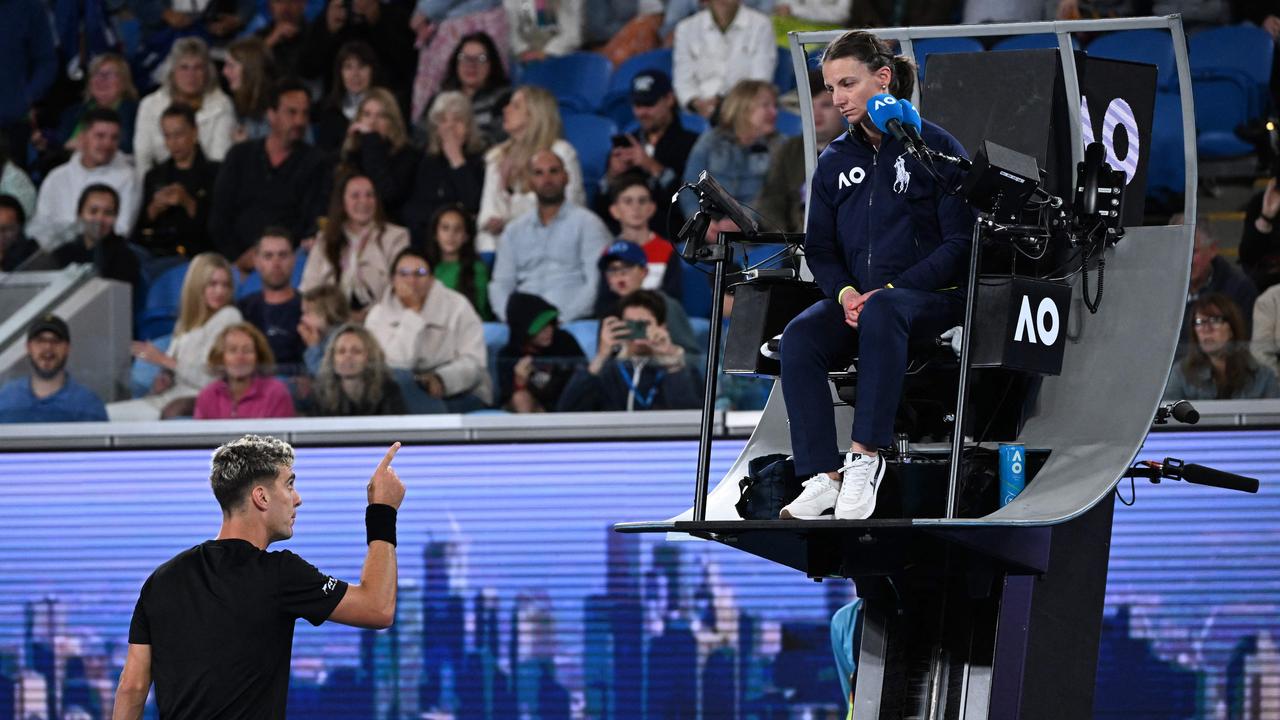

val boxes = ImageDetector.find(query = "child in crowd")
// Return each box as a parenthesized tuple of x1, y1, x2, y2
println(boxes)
(424, 203, 491, 319)
(607, 172, 682, 299)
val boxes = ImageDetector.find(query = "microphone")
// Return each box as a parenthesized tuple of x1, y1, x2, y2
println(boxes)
(866, 94, 924, 163)
(1169, 400, 1199, 425)
(1180, 464, 1260, 494)
(895, 98, 972, 171)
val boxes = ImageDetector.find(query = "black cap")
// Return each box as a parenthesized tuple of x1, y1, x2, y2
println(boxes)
(27, 314, 69, 342)
(631, 70, 673, 107)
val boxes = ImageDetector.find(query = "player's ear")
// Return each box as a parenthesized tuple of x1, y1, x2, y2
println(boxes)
(250, 484, 270, 511)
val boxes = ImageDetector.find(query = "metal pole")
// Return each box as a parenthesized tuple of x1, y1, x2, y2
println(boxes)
(945, 221, 985, 518)
(691, 237, 731, 521)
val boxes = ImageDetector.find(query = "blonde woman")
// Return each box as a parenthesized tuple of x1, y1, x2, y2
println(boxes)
(339, 87, 419, 221)
(133, 37, 237, 172)
(404, 90, 487, 243)
(110, 252, 243, 420)
(300, 172, 410, 315)
(474, 85, 584, 252)
(55, 54, 141, 156)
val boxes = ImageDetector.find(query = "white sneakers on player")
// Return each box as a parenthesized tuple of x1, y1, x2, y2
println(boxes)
(779, 452, 887, 520)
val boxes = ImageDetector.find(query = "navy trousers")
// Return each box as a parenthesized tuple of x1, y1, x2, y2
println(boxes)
(780, 289, 964, 476)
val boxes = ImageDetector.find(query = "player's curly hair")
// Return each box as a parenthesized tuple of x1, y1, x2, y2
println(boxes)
(210, 435, 295, 512)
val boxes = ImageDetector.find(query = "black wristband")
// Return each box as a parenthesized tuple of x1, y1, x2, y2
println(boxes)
(366, 504, 397, 546)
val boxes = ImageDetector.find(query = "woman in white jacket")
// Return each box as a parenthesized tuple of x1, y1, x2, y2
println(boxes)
(133, 37, 237, 173)
(475, 85, 584, 252)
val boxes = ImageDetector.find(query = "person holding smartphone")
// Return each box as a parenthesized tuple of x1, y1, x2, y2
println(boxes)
(557, 289, 701, 412)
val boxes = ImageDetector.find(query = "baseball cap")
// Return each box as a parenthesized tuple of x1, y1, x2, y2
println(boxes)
(27, 313, 70, 342)
(630, 70, 673, 107)
(598, 241, 648, 271)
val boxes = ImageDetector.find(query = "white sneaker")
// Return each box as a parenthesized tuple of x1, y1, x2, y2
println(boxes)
(834, 452, 887, 520)
(780, 473, 841, 519)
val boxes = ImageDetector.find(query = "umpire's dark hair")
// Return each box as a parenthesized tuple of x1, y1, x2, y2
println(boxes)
(821, 30, 916, 100)
(160, 103, 198, 127)
(618, 289, 667, 326)
(209, 434, 296, 512)
(76, 183, 119, 214)
(83, 106, 123, 130)
(268, 76, 310, 110)
(0, 194, 26, 226)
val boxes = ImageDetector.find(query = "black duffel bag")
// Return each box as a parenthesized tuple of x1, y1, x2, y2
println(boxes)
(735, 454, 801, 520)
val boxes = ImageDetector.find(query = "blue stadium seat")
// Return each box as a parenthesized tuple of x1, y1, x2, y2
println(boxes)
(912, 37, 984, 80)
(483, 321, 509, 396)
(1087, 30, 1177, 90)
(681, 262, 713, 319)
(521, 52, 613, 113)
(137, 260, 189, 340)
(1193, 74, 1256, 159)
(992, 34, 1079, 52)
(1146, 90, 1185, 199)
(680, 111, 709, 135)
(565, 319, 600, 359)
(562, 113, 617, 205)
(776, 109, 803, 137)
(1189, 23, 1274, 119)
(774, 46, 798, 95)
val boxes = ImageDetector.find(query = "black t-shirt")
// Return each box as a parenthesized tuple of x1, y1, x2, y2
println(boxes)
(128, 539, 348, 719)
(237, 292, 305, 369)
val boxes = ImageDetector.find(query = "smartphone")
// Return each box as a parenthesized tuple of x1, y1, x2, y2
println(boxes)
(623, 319, 650, 340)
(610, 134, 634, 149)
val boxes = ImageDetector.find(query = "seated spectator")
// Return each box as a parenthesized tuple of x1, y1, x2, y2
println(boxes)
(594, 70, 698, 234)
(505, 0, 583, 63)
(605, 174, 682, 296)
(659, 0, 773, 37)
(210, 78, 331, 272)
(29, 108, 140, 249)
(672, 0, 775, 120)
(680, 80, 781, 237)
(476, 85, 585, 252)
(433, 32, 513, 146)
(298, 283, 351, 375)
(558, 289, 701, 411)
(110, 252, 243, 420)
(0, 139, 37, 218)
(300, 0, 415, 102)
(407, 1, 507, 123)
(1180, 213, 1257, 350)
(223, 37, 275, 143)
(423, 204, 491, 319)
(1254, 283, 1280, 377)
(1240, 177, 1280, 293)
(339, 88, 418, 222)
(0, 195, 40, 271)
(489, 149, 612, 321)
(963, 0, 1051, 23)
(595, 2, 664, 67)
(307, 322, 407, 415)
(134, 38, 236, 172)
(496, 291, 585, 412)
(365, 248, 493, 411)
(404, 91, 487, 244)
(300, 171, 410, 314)
(50, 184, 141, 288)
(1165, 292, 1280, 400)
(0, 314, 108, 423)
(0, 0, 55, 171)
(194, 323, 296, 418)
(594, 239, 697, 354)
(40, 54, 139, 167)
(134, 0, 255, 48)
(756, 69, 845, 232)
(257, 0, 309, 78)
(134, 104, 219, 259)
(311, 41, 381, 152)
(237, 229, 305, 372)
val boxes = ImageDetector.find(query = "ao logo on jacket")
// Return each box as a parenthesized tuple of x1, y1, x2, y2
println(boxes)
(837, 166, 867, 189)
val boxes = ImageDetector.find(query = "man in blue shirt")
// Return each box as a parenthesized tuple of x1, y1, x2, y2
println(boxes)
(237, 228, 304, 374)
(0, 313, 108, 422)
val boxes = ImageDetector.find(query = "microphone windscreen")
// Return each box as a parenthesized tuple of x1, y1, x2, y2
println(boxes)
(866, 93, 904, 134)
(1181, 464, 1260, 494)
(898, 99, 922, 130)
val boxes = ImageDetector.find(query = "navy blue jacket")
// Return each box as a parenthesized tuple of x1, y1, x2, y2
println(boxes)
(804, 120, 976, 301)
(0, 0, 57, 126)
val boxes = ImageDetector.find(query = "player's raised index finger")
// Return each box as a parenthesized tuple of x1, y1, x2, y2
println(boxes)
(377, 442, 402, 471)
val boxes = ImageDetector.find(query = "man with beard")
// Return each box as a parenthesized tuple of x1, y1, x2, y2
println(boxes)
(237, 229, 305, 373)
(0, 314, 108, 422)
(489, 149, 613, 322)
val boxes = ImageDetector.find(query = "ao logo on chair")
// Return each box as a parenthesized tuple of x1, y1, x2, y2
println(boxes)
(1013, 295, 1061, 346)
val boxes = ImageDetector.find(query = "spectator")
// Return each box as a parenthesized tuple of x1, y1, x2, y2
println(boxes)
(594, 239, 698, 354)
(435, 32, 513, 145)
(672, 0, 775, 120)
(489, 149, 612, 321)
(962, 0, 1052, 24)
(476, 85, 585, 252)
(29, 108, 140, 249)
(365, 247, 493, 411)
(1179, 214, 1257, 350)
(0, 314, 108, 423)
(680, 80, 781, 235)
(237, 229, 305, 372)
(407, 1, 508, 123)
(300, 0, 415, 101)
(595, 1, 664, 67)
(299, 172, 410, 314)
(756, 69, 845, 232)
(298, 283, 351, 375)
(0, 0, 56, 170)
(506, 0, 583, 63)
(1254, 283, 1280, 377)
(41, 54, 139, 166)
(194, 322, 296, 418)
(497, 291, 586, 412)
(134, 103, 219, 259)
(134, 38, 237, 172)
(132, 0, 255, 47)
(1164, 292, 1279, 400)
(50, 184, 142, 288)
(594, 70, 698, 235)
(659, 0, 774, 39)
(1240, 177, 1280, 293)
(256, 0, 309, 78)
(604, 174, 683, 297)
(223, 37, 275, 143)
(312, 41, 380, 152)
(339, 88, 418, 222)
(404, 91, 487, 244)
(112, 252, 243, 420)
(423, 203, 491, 320)
(558, 289, 701, 411)
(0, 142, 37, 219)
(0, 195, 40, 271)
(210, 77, 331, 273)
(307, 322, 407, 415)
